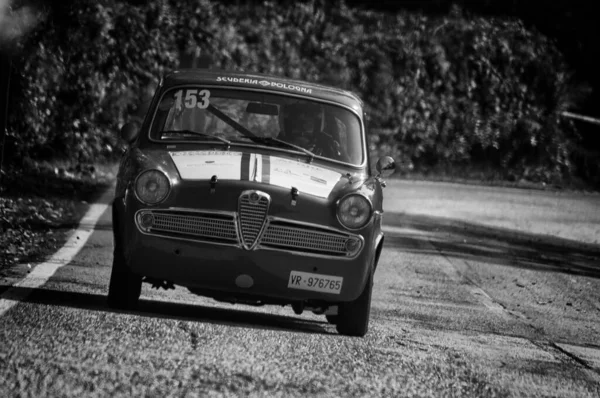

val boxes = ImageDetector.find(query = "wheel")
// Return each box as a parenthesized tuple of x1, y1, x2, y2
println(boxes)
(325, 315, 338, 324)
(335, 269, 373, 337)
(107, 241, 142, 310)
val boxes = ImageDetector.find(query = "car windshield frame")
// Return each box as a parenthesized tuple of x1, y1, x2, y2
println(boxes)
(146, 84, 367, 168)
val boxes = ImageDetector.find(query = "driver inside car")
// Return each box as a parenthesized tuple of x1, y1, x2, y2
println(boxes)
(279, 102, 343, 160)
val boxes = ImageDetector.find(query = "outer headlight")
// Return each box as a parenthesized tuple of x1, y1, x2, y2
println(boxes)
(337, 194, 372, 230)
(134, 169, 171, 205)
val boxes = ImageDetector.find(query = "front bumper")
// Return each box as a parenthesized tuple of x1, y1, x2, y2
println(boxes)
(125, 230, 373, 303)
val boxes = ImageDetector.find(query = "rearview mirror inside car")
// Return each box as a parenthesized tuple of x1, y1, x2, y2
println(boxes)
(246, 102, 279, 116)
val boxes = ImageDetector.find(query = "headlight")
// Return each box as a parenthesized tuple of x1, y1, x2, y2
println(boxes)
(135, 169, 171, 205)
(337, 194, 372, 230)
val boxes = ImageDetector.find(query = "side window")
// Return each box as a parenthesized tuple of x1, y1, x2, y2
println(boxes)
(335, 117, 348, 152)
(329, 109, 362, 165)
(164, 107, 208, 132)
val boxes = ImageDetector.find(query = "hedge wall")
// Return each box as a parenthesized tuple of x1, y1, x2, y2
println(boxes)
(3, 0, 595, 186)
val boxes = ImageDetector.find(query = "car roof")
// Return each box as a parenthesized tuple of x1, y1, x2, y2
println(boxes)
(161, 69, 364, 111)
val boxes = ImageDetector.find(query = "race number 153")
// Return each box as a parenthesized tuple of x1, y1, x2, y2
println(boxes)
(175, 89, 210, 109)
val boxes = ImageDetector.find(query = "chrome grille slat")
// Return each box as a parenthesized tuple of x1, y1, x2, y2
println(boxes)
(240, 205, 266, 211)
(138, 211, 237, 243)
(260, 221, 356, 257)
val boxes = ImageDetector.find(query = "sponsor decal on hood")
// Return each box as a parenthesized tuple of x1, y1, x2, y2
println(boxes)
(169, 150, 341, 198)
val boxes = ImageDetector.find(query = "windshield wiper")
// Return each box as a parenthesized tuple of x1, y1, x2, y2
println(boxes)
(256, 137, 316, 163)
(159, 130, 231, 149)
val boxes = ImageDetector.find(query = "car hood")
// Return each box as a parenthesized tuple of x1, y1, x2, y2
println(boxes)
(166, 149, 364, 199)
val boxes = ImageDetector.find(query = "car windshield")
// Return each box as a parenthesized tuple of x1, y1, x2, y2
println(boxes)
(149, 87, 364, 165)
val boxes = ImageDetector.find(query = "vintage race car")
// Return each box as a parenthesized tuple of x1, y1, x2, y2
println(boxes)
(108, 69, 395, 337)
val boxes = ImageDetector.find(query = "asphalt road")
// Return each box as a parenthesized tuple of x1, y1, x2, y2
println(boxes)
(1, 180, 600, 397)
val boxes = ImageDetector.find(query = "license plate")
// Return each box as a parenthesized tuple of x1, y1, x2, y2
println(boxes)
(288, 271, 343, 294)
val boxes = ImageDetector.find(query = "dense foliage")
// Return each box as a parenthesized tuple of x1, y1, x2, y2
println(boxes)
(2, 0, 596, 186)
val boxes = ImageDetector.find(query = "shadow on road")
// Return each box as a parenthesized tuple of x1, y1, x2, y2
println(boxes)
(0, 285, 331, 335)
(383, 212, 600, 278)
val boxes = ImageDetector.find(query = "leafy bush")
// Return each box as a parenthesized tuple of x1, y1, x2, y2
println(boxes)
(5, 0, 181, 164)
(3, 0, 593, 186)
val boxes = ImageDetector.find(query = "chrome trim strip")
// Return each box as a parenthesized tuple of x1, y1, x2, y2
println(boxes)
(238, 190, 271, 250)
(232, 213, 242, 246)
(165, 207, 237, 217)
(255, 244, 363, 260)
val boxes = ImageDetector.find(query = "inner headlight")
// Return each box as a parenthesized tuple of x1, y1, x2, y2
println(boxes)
(337, 194, 372, 230)
(135, 169, 170, 205)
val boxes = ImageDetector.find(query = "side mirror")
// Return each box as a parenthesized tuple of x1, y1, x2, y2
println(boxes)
(120, 122, 139, 143)
(376, 156, 396, 178)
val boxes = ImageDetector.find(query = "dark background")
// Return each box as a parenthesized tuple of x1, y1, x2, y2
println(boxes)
(340, 0, 600, 166)
(1, 0, 599, 188)
(4, 1, 599, 115)
(346, 0, 600, 117)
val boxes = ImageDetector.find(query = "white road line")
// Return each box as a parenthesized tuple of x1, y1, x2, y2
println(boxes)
(0, 189, 113, 317)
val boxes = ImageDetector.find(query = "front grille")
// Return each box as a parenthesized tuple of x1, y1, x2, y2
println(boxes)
(137, 210, 237, 244)
(260, 220, 360, 257)
(136, 202, 362, 259)
(238, 192, 270, 248)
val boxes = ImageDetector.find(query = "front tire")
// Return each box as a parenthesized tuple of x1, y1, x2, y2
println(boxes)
(335, 269, 373, 337)
(107, 243, 142, 310)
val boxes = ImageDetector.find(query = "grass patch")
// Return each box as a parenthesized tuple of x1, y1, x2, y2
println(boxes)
(0, 159, 117, 273)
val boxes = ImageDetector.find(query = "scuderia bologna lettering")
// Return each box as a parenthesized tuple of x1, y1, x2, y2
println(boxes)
(216, 77, 313, 94)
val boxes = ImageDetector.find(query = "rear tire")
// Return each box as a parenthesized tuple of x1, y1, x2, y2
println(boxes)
(107, 242, 142, 310)
(325, 315, 339, 324)
(335, 269, 373, 337)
